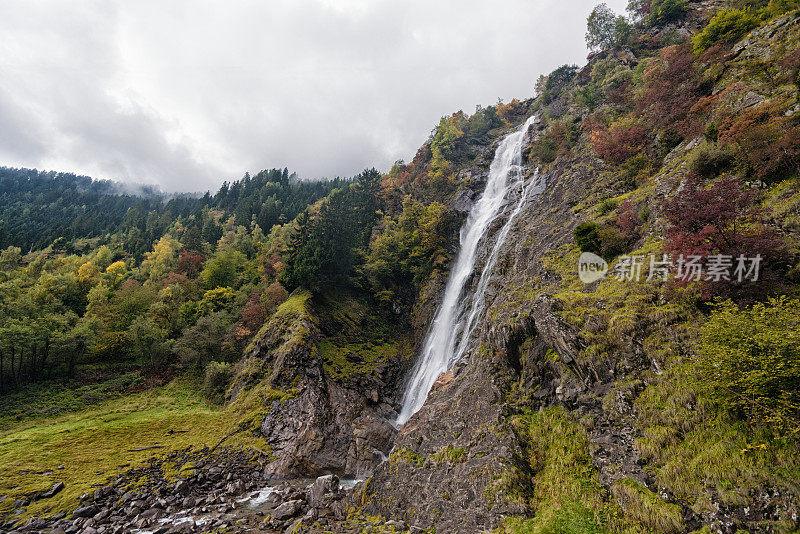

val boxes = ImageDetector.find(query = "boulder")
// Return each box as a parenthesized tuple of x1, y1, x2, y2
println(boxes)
(38, 481, 65, 499)
(272, 499, 304, 520)
(72, 504, 99, 518)
(309, 475, 339, 508)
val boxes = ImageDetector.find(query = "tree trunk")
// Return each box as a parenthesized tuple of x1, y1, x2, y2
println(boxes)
(40, 338, 50, 379)
(68, 340, 82, 379)
(29, 344, 37, 383)
(10, 345, 18, 388)
(68, 351, 76, 379)
(8, 345, 13, 388)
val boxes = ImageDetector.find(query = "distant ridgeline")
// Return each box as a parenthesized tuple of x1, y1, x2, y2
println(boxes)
(0, 166, 347, 256)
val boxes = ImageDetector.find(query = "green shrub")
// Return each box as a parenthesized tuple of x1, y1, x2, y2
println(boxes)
(199, 249, 247, 290)
(692, 8, 760, 54)
(127, 316, 169, 368)
(597, 198, 619, 215)
(657, 130, 683, 158)
(696, 296, 800, 436)
(704, 122, 719, 142)
(597, 225, 628, 259)
(363, 197, 459, 302)
(598, 199, 619, 215)
(591, 57, 635, 95)
(431, 114, 466, 162)
(574, 222, 602, 255)
(197, 286, 236, 315)
(688, 142, 734, 178)
(575, 83, 603, 111)
(618, 153, 652, 191)
(746, 0, 800, 20)
(174, 312, 236, 373)
(638, 204, 650, 223)
(531, 119, 578, 164)
(546, 65, 579, 93)
(531, 137, 558, 164)
(203, 361, 233, 404)
(632, 59, 649, 86)
(649, 0, 688, 26)
(574, 222, 627, 260)
(542, 64, 579, 103)
(465, 106, 503, 139)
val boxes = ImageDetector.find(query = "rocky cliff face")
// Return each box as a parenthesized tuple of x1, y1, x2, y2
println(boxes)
(229, 290, 404, 480)
(361, 146, 609, 531)
(230, 3, 800, 533)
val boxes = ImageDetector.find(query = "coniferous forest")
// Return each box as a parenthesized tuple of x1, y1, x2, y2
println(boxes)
(0, 166, 355, 393)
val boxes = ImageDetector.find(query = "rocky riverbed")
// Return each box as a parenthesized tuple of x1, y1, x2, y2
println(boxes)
(1, 447, 407, 534)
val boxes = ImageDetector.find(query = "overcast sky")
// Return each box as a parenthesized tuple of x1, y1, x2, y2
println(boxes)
(0, 0, 628, 192)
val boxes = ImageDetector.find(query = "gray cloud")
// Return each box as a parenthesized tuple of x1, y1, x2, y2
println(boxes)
(0, 0, 628, 192)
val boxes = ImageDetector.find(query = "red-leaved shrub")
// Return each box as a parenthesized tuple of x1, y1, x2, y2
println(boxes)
(637, 43, 702, 137)
(616, 199, 640, 240)
(177, 249, 203, 278)
(718, 99, 800, 183)
(662, 174, 786, 301)
(591, 120, 648, 164)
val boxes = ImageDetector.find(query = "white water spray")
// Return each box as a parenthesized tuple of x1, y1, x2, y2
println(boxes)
(396, 115, 542, 426)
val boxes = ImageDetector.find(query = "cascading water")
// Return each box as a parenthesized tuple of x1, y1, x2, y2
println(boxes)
(396, 114, 543, 426)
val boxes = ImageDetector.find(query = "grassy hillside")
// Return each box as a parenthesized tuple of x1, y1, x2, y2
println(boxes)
(0, 377, 268, 519)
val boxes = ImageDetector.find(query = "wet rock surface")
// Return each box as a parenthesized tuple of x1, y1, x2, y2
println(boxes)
(362, 349, 529, 533)
(7, 5, 800, 532)
(232, 289, 403, 482)
(260, 377, 397, 480)
(0, 449, 399, 534)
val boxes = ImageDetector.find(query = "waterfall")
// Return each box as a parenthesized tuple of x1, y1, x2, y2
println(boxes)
(396, 114, 541, 426)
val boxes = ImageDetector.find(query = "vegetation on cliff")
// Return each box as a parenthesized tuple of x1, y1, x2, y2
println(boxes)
(2, 0, 800, 531)
(490, 0, 800, 531)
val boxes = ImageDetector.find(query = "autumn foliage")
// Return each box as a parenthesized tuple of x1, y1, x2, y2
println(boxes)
(718, 99, 800, 183)
(237, 290, 267, 339)
(590, 119, 648, 164)
(495, 98, 527, 124)
(176, 249, 204, 277)
(662, 174, 785, 300)
(615, 199, 640, 240)
(637, 43, 702, 137)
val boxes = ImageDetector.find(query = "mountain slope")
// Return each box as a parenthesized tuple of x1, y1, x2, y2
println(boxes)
(2, 1, 800, 533)
(347, 2, 800, 532)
